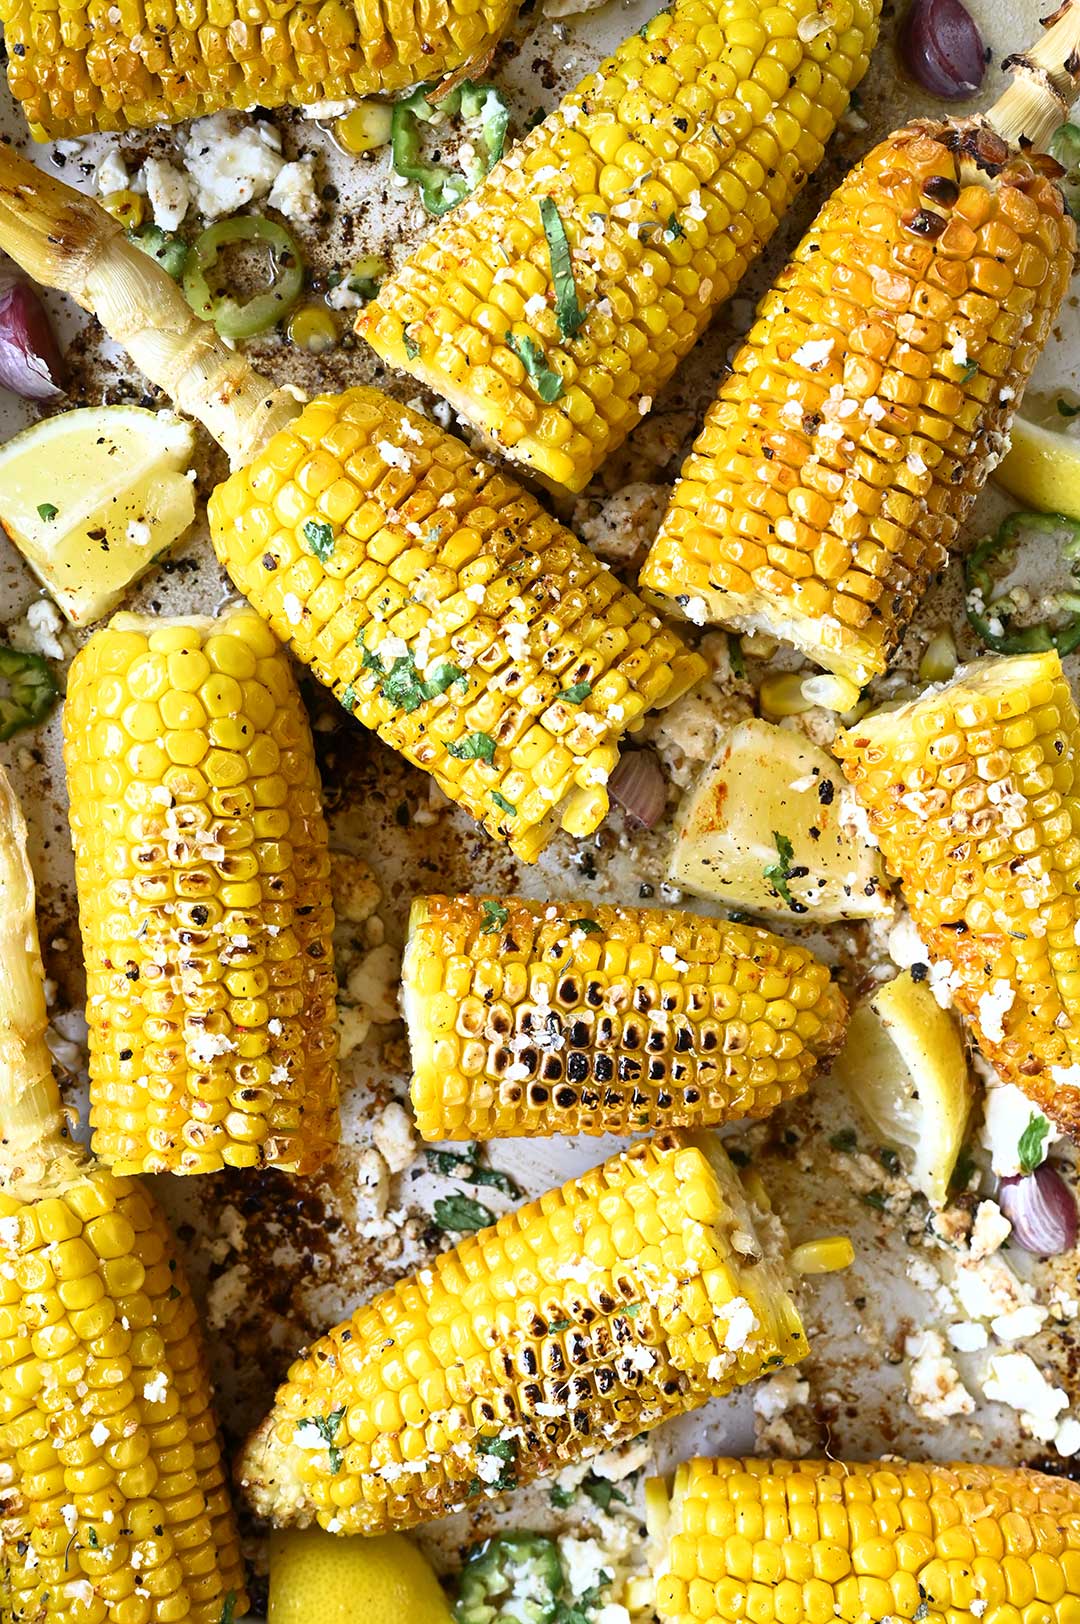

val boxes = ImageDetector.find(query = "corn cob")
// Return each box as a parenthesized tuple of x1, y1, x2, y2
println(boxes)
(208, 388, 706, 862)
(63, 609, 338, 1178)
(648, 1456, 1080, 1624)
(0, 0, 517, 139)
(402, 895, 847, 1140)
(236, 1132, 807, 1536)
(0, 764, 248, 1624)
(0, 154, 706, 866)
(356, 0, 881, 495)
(640, 15, 1080, 686)
(835, 650, 1080, 1136)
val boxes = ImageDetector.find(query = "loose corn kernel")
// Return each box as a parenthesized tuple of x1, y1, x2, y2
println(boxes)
(403, 895, 847, 1140)
(288, 305, 338, 353)
(836, 649, 1080, 1135)
(642, 123, 1075, 684)
(63, 609, 338, 1177)
(208, 387, 706, 864)
(918, 627, 957, 683)
(335, 102, 393, 153)
(800, 674, 861, 713)
(789, 1236, 854, 1274)
(759, 671, 814, 718)
(100, 189, 145, 229)
(237, 1133, 807, 1535)
(356, 0, 881, 493)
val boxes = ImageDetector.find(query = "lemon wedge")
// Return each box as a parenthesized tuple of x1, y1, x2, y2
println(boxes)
(996, 409, 1080, 522)
(269, 1529, 453, 1624)
(831, 970, 972, 1207)
(0, 406, 196, 625)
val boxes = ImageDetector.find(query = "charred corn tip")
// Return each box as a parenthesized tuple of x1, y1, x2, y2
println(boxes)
(208, 387, 706, 864)
(0, 1167, 248, 1623)
(641, 120, 1075, 684)
(402, 895, 848, 1141)
(63, 608, 339, 1178)
(788, 1235, 854, 1274)
(236, 1132, 806, 1537)
(0, 0, 516, 138)
(357, 0, 881, 494)
(653, 1456, 1080, 1624)
(836, 649, 1080, 1135)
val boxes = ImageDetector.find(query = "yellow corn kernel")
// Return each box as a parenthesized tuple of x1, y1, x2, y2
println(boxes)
(0, 0, 516, 138)
(356, 0, 881, 493)
(917, 627, 957, 683)
(759, 671, 814, 718)
(836, 649, 1080, 1136)
(650, 1458, 1080, 1624)
(208, 387, 706, 865)
(335, 102, 393, 153)
(237, 1133, 807, 1535)
(789, 1236, 854, 1274)
(100, 189, 145, 229)
(288, 305, 338, 353)
(642, 126, 1076, 685)
(402, 895, 847, 1140)
(63, 608, 338, 1177)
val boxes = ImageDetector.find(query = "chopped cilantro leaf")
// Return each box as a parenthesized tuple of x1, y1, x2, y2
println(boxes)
(568, 917, 601, 933)
(36, 502, 57, 522)
(583, 1475, 627, 1511)
(302, 517, 335, 561)
(505, 330, 564, 403)
(726, 631, 746, 679)
(763, 831, 798, 909)
(402, 322, 420, 359)
(560, 680, 592, 703)
(666, 212, 685, 239)
(491, 790, 517, 817)
(862, 1189, 887, 1211)
(448, 730, 496, 762)
(480, 899, 509, 934)
(540, 196, 586, 340)
(470, 1163, 521, 1198)
(433, 1193, 494, 1232)
(340, 683, 358, 713)
(550, 1483, 574, 1508)
(546, 1318, 570, 1334)
(829, 1127, 857, 1153)
(87, 1528, 99, 1549)
(1018, 1112, 1051, 1176)
(219, 1594, 237, 1624)
(475, 1432, 518, 1492)
(358, 639, 465, 713)
(960, 359, 979, 383)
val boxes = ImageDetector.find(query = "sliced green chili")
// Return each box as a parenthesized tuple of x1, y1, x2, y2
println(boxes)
(965, 511, 1080, 655)
(182, 215, 303, 341)
(0, 646, 57, 741)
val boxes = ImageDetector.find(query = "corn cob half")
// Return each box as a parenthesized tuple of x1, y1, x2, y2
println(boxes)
(209, 388, 706, 862)
(63, 610, 338, 1177)
(236, 1132, 807, 1535)
(402, 895, 847, 1140)
(0, 766, 248, 1624)
(649, 1456, 1080, 1624)
(835, 650, 1080, 1134)
(641, 41, 1078, 684)
(356, 0, 881, 494)
(0, 0, 517, 139)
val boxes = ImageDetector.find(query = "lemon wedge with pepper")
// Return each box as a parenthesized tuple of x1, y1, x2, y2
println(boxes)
(269, 1529, 453, 1624)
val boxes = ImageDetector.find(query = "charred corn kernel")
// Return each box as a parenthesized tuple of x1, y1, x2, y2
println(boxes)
(63, 609, 338, 1177)
(237, 1133, 806, 1536)
(100, 190, 145, 230)
(0, 0, 515, 139)
(0, 1167, 247, 1624)
(402, 895, 847, 1140)
(208, 387, 706, 864)
(335, 103, 393, 153)
(356, 0, 880, 495)
(799, 674, 861, 713)
(642, 122, 1075, 684)
(758, 672, 813, 718)
(288, 306, 338, 353)
(651, 1457, 1080, 1624)
(836, 650, 1080, 1135)
(788, 1236, 854, 1274)
(918, 627, 957, 684)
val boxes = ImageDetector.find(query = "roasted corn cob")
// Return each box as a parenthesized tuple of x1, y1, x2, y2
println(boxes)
(648, 1456, 1080, 1624)
(236, 1132, 807, 1535)
(356, 0, 880, 494)
(63, 610, 339, 1177)
(0, 765, 248, 1624)
(0, 0, 517, 139)
(0, 154, 706, 866)
(640, 14, 1080, 685)
(835, 650, 1080, 1135)
(402, 895, 847, 1140)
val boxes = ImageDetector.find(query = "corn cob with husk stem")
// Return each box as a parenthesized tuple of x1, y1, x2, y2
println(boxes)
(0, 0, 517, 139)
(640, 6, 1080, 687)
(0, 151, 705, 864)
(236, 1131, 827, 1536)
(402, 894, 847, 1140)
(0, 765, 248, 1624)
(645, 1456, 1080, 1624)
(835, 650, 1080, 1136)
(357, 0, 881, 494)
(64, 608, 339, 1177)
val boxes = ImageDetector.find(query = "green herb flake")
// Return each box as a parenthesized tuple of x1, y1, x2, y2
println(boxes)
(560, 680, 592, 704)
(219, 1594, 237, 1624)
(950, 1144, 976, 1191)
(433, 1192, 495, 1232)
(550, 1483, 574, 1508)
(402, 323, 420, 359)
(879, 1146, 901, 1175)
(475, 1432, 519, 1492)
(491, 790, 517, 817)
(829, 1127, 857, 1153)
(167, 1283, 182, 1300)
(960, 359, 979, 384)
(862, 1189, 887, 1211)
(763, 831, 797, 909)
(368, 646, 465, 714)
(539, 196, 586, 341)
(87, 1528, 99, 1549)
(36, 503, 58, 522)
(302, 517, 335, 561)
(546, 1318, 571, 1334)
(480, 899, 509, 934)
(340, 683, 358, 714)
(1058, 398, 1080, 418)
(471, 1163, 521, 1197)
(727, 631, 746, 679)
(625, 1301, 643, 1317)
(583, 1475, 627, 1512)
(1018, 1112, 1051, 1176)
(505, 330, 564, 403)
(448, 730, 496, 762)
(568, 917, 601, 934)
(666, 212, 685, 240)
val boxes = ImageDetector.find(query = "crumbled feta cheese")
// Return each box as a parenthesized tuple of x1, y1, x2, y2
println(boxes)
(372, 1100, 417, 1175)
(90, 1421, 110, 1447)
(983, 1352, 1068, 1442)
(791, 337, 834, 370)
(981, 1080, 1058, 1176)
(559, 1537, 611, 1598)
(126, 519, 153, 548)
(95, 147, 130, 196)
(753, 1367, 809, 1419)
(330, 851, 381, 924)
(338, 1005, 372, 1058)
(977, 980, 1015, 1044)
(346, 942, 401, 1024)
(905, 1329, 975, 1421)
(206, 1263, 250, 1329)
(14, 597, 67, 661)
(886, 912, 931, 971)
(377, 440, 412, 471)
(355, 1146, 390, 1219)
(718, 1296, 758, 1350)
(180, 113, 285, 220)
(283, 593, 304, 626)
(969, 1200, 1011, 1260)
(267, 156, 320, 224)
(947, 1321, 988, 1352)
(301, 98, 356, 119)
(142, 1372, 169, 1404)
(142, 157, 190, 231)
